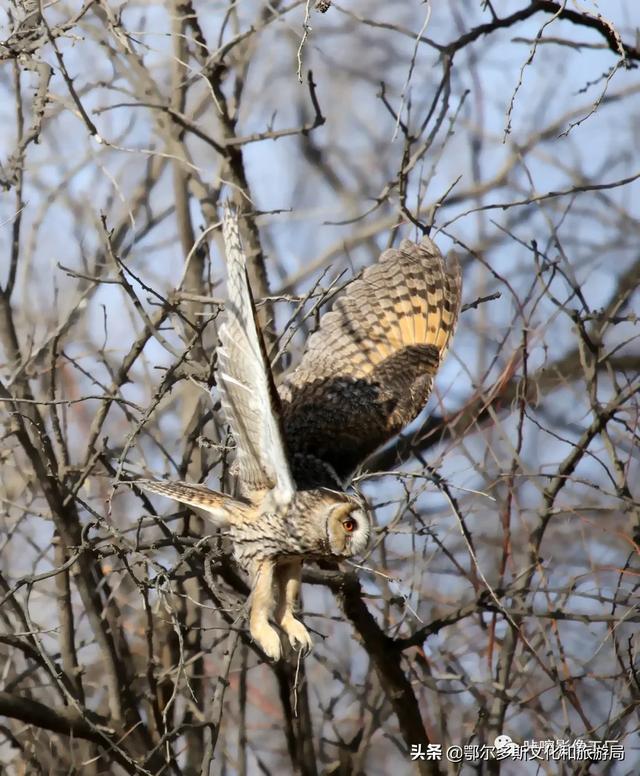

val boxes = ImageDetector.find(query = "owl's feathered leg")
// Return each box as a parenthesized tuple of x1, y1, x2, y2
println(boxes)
(274, 560, 313, 654)
(249, 559, 282, 660)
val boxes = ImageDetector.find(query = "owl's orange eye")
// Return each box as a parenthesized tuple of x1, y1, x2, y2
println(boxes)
(342, 519, 357, 533)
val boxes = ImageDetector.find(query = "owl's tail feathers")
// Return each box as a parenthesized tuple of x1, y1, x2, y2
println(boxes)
(132, 479, 246, 527)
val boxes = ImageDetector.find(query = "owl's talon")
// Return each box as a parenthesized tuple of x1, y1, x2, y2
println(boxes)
(290, 632, 313, 654)
(281, 616, 313, 654)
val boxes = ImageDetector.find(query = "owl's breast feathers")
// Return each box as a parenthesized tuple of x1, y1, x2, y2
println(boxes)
(229, 490, 338, 563)
(279, 237, 461, 485)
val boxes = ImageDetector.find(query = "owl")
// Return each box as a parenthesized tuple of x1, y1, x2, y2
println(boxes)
(137, 205, 461, 660)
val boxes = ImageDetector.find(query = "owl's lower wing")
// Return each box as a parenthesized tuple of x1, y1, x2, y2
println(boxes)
(135, 479, 250, 526)
(280, 238, 461, 484)
(217, 204, 296, 505)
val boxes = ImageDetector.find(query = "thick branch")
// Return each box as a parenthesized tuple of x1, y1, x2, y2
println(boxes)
(0, 691, 108, 744)
(446, 1, 639, 62)
(332, 573, 440, 776)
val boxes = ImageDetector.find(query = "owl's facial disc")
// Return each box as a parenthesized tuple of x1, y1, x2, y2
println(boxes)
(327, 502, 370, 557)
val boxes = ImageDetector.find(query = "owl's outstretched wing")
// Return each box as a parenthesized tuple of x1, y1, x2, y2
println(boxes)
(217, 204, 295, 503)
(135, 479, 249, 526)
(280, 237, 461, 484)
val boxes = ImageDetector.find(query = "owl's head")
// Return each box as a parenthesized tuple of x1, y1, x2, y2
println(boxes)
(323, 496, 370, 558)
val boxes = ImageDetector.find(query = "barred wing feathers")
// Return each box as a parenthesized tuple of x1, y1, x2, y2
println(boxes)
(217, 205, 296, 503)
(135, 479, 247, 526)
(280, 237, 461, 483)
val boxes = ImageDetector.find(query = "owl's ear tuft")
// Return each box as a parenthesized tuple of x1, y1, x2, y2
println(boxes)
(331, 502, 356, 522)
